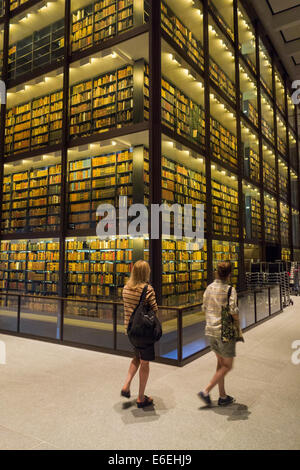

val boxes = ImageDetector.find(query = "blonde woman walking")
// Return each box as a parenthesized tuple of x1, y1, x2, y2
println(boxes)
(121, 260, 158, 408)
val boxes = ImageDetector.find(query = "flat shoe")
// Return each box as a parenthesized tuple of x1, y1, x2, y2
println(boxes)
(121, 389, 131, 399)
(137, 395, 153, 408)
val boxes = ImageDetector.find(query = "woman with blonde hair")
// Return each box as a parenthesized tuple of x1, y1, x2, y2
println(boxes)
(121, 260, 158, 408)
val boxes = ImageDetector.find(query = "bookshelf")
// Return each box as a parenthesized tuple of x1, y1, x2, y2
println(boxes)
(71, 0, 148, 54)
(0, 239, 59, 295)
(244, 146, 260, 184)
(280, 202, 289, 247)
(162, 237, 207, 306)
(212, 177, 239, 239)
(210, 116, 238, 169)
(210, 57, 236, 103)
(213, 240, 239, 286)
(161, 1, 204, 73)
(209, 0, 235, 42)
(242, 100, 258, 128)
(245, 195, 261, 241)
(263, 159, 276, 195)
(5, 90, 63, 156)
(281, 248, 291, 261)
(8, 19, 64, 81)
(10, 0, 29, 11)
(2, 163, 61, 234)
(238, 7, 256, 75)
(277, 134, 287, 157)
(161, 77, 205, 150)
(65, 237, 135, 299)
(264, 197, 278, 243)
(279, 169, 288, 202)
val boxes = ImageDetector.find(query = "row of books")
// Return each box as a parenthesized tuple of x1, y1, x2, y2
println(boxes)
(280, 204, 290, 246)
(264, 203, 278, 243)
(212, 179, 239, 238)
(244, 147, 260, 184)
(245, 196, 261, 241)
(213, 240, 239, 286)
(210, 117, 238, 168)
(263, 160, 276, 195)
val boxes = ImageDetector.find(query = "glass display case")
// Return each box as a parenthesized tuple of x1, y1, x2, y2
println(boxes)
(238, 2, 256, 75)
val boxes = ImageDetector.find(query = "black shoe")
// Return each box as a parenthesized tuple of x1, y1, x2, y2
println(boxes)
(121, 389, 131, 399)
(218, 395, 235, 406)
(198, 391, 212, 406)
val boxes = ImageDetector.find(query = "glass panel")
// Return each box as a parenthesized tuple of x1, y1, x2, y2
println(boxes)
(156, 307, 178, 361)
(259, 39, 272, 97)
(291, 173, 299, 208)
(238, 3, 256, 74)
(289, 129, 298, 170)
(255, 288, 269, 321)
(240, 62, 258, 128)
(20, 296, 60, 338)
(278, 157, 288, 203)
(280, 202, 290, 247)
(182, 305, 208, 359)
(292, 209, 300, 248)
(0, 23, 4, 76)
(270, 285, 281, 315)
(275, 69, 285, 116)
(264, 193, 278, 243)
(2, 153, 61, 233)
(0, 294, 18, 332)
(63, 299, 114, 348)
(0, 239, 59, 295)
(8, 1, 65, 82)
(209, 0, 234, 42)
(0, 0, 5, 17)
(241, 119, 260, 185)
(116, 303, 132, 352)
(287, 93, 296, 131)
(213, 240, 239, 286)
(277, 113, 287, 158)
(243, 181, 261, 242)
(238, 291, 255, 328)
(244, 243, 261, 272)
(209, 15, 236, 103)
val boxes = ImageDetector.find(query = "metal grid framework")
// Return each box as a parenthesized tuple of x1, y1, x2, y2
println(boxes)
(0, 0, 299, 305)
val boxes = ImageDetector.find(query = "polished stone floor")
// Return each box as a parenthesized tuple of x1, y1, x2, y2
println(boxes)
(0, 296, 300, 450)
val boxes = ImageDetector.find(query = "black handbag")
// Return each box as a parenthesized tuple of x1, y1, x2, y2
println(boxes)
(221, 286, 244, 343)
(127, 284, 162, 348)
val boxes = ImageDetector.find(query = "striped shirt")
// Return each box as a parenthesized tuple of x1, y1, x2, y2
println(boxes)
(203, 279, 239, 338)
(123, 283, 158, 330)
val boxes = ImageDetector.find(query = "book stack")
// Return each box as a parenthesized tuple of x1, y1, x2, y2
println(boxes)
(264, 202, 278, 243)
(210, 118, 238, 168)
(212, 179, 239, 238)
(263, 160, 276, 194)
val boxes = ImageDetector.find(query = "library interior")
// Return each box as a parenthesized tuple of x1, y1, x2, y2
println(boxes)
(0, 0, 300, 361)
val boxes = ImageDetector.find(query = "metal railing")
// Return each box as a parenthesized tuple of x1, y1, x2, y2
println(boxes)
(0, 284, 282, 366)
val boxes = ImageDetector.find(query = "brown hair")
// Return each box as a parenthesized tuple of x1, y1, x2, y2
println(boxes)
(126, 260, 151, 289)
(216, 261, 232, 281)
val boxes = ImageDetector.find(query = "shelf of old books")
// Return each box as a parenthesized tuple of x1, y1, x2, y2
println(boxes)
(262, 142, 276, 195)
(281, 248, 291, 261)
(289, 130, 298, 170)
(162, 236, 207, 306)
(210, 93, 238, 169)
(70, 0, 149, 54)
(278, 157, 288, 202)
(2, 153, 61, 234)
(238, 4, 256, 75)
(274, 69, 286, 117)
(65, 236, 148, 300)
(290, 171, 299, 209)
(241, 120, 260, 184)
(292, 209, 300, 248)
(8, 17, 64, 81)
(67, 144, 149, 230)
(240, 63, 258, 129)
(243, 182, 261, 241)
(211, 164, 239, 239)
(208, 0, 234, 43)
(264, 193, 278, 243)
(10, 0, 30, 11)
(5, 73, 64, 156)
(161, 0, 204, 74)
(287, 93, 296, 132)
(0, 0, 4, 17)
(261, 91, 275, 145)
(0, 239, 59, 295)
(208, 17, 236, 104)
(161, 57, 205, 150)
(213, 240, 239, 286)
(276, 114, 287, 157)
(259, 40, 273, 98)
(280, 202, 290, 247)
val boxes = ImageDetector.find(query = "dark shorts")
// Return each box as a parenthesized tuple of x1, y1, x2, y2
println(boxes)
(134, 344, 155, 362)
(209, 337, 236, 358)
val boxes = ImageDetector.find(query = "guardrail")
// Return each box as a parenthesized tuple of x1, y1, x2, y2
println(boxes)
(0, 283, 282, 366)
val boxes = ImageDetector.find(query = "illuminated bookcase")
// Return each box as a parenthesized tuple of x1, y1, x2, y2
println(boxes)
(8, 18, 64, 81)
(281, 248, 291, 261)
(279, 170, 288, 202)
(5, 91, 63, 156)
(208, 0, 234, 42)
(263, 159, 276, 195)
(69, 61, 148, 140)
(2, 163, 61, 234)
(210, 117, 238, 169)
(245, 195, 261, 241)
(280, 202, 289, 247)
(213, 240, 239, 286)
(212, 178, 239, 239)
(244, 147, 260, 184)
(161, 77, 205, 150)
(242, 100, 258, 129)
(0, 239, 59, 295)
(264, 197, 279, 243)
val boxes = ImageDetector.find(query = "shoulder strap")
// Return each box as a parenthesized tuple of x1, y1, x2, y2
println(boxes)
(227, 286, 232, 307)
(139, 284, 149, 306)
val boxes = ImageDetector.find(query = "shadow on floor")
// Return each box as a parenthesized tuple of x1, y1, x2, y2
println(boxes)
(199, 403, 251, 421)
(114, 396, 170, 424)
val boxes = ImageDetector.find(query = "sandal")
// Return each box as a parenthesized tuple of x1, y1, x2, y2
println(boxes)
(121, 389, 131, 399)
(137, 395, 153, 408)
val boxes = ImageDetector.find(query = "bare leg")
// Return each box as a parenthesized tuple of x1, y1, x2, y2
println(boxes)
(216, 354, 226, 398)
(122, 357, 140, 393)
(138, 360, 150, 402)
(204, 356, 233, 395)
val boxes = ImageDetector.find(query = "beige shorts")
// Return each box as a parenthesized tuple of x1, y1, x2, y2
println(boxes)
(209, 337, 236, 358)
